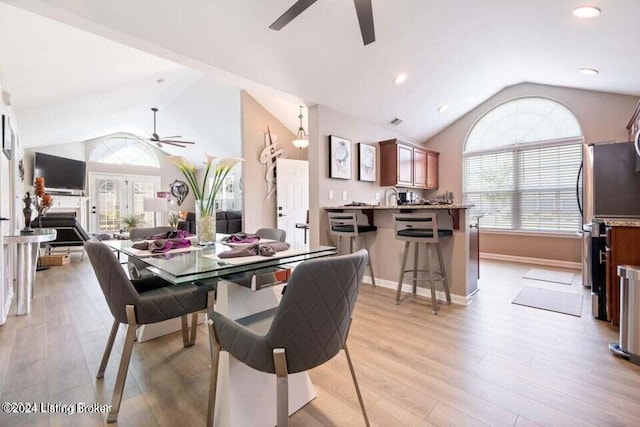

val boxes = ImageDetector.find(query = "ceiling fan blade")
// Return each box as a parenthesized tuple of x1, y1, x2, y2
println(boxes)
(269, 0, 317, 30)
(161, 141, 190, 148)
(161, 140, 195, 145)
(353, 0, 375, 45)
(160, 135, 181, 139)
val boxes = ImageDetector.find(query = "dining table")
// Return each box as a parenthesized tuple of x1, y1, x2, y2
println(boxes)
(104, 235, 337, 426)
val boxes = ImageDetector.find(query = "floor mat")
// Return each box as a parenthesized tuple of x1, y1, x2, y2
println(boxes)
(522, 268, 574, 285)
(512, 286, 583, 317)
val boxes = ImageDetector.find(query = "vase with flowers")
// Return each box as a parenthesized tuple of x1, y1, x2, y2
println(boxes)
(33, 177, 53, 224)
(168, 155, 243, 246)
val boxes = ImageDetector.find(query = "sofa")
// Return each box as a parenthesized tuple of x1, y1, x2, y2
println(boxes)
(178, 210, 242, 234)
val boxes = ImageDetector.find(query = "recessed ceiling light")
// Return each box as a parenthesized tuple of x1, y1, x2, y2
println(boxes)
(579, 67, 599, 75)
(572, 6, 601, 18)
(394, 73, 408, 85)
(437, 104, 449, 113)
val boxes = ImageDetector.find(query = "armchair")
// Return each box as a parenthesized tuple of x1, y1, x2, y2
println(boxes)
(30, 214, 92, 259)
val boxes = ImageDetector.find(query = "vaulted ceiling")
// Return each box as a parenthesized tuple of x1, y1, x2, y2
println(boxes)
(3, 0, 640, 146)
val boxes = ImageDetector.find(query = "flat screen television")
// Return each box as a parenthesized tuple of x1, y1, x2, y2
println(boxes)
(33, 152, 86, 191)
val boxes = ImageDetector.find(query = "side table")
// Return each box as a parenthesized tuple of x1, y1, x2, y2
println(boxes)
(4, 228, 57, 315)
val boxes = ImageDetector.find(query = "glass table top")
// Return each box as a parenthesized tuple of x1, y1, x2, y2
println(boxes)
(105, 237, 336, 284)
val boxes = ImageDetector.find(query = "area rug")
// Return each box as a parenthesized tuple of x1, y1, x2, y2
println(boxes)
(522, 268, 574, 285)
(512, 286, 583, 317)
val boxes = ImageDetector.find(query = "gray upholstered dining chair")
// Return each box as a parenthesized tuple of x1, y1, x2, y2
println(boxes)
(256, 227, 287, 242)
(84, 239, 215, 423)
(128, 226, 178, 279)
(207, 249, 370, 427)
(128, 226, 176, 241)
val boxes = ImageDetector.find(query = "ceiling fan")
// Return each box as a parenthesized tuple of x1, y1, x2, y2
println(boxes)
(148, 107, 195, 148)
(269, 0, 375, 46)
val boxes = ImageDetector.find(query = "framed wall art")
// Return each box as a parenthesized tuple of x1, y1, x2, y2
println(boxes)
(2, 115, 12, 160)
(329, 135, 351, 179)
(358, 143, 376, 182)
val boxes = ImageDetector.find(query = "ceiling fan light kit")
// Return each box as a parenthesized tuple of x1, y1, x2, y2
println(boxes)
(270, 0, 376, 46)
(148, 107, 195, 148)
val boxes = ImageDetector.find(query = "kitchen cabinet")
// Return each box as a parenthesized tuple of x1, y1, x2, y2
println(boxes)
(427, 151, 439, 189)
(379, 139, 439, 189)
(413, 148, 427, 187)
(605, 226, 640, 327)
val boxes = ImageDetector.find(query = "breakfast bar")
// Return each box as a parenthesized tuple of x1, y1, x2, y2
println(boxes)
(324, 204, 479, 304)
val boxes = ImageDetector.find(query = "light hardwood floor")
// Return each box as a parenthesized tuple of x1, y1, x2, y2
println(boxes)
(1, 257, 640, 426)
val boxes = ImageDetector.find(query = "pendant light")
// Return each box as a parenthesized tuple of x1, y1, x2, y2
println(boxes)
(292, 106, 309, 149)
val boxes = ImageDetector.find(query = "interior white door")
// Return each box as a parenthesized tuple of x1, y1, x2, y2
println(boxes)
(90, 173, 159, 233)
(276, 159, 309, 244)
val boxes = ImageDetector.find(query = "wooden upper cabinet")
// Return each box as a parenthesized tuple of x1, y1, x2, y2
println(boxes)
(398, 144, 414, 186)
(413, 148, 427, 187)
(379, 139, 439, 189)
(426, 151, 439, 189)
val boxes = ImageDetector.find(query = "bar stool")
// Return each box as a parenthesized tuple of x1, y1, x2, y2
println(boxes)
(394, 212, 452, 314)
(328, 212, 376, 286)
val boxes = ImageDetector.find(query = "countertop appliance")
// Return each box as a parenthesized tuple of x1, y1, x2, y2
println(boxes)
(578, 141, 640, 319)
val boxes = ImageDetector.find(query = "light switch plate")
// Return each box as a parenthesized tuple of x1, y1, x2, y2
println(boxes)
(328, 190, 334, 200)
(375, 192, 380, 201)
(342, 191, 348, 201)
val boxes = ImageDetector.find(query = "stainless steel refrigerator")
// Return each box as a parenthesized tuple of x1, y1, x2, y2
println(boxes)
(579, 141, 640, 319)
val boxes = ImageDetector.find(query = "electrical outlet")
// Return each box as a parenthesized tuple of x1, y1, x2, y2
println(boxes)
(342, 191, 348, 201)
(328, 190, 334, 200)
(375, 192, 380, 201)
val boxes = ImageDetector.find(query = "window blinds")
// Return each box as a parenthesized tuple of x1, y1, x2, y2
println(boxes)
(464, 142, 582, 232)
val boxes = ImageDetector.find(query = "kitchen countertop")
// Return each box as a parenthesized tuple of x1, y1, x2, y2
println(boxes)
(601, 218, 640, 227)
(325, 204, 473, 210)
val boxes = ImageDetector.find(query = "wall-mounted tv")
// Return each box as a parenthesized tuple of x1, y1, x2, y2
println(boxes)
(34, 152, 86, 190)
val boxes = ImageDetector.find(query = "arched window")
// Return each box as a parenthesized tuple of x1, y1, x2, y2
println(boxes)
(463, 97, 583, 232)
(89, 135, 159, 167)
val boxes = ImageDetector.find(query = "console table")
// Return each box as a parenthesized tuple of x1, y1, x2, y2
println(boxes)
(4, 228, 56, 315)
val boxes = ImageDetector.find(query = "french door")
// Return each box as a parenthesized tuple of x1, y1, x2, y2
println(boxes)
(89, 173, 160, 233)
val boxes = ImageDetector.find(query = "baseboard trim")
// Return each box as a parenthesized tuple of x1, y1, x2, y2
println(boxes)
(479, 253, 582, 270)
(363, 275, 474, 306)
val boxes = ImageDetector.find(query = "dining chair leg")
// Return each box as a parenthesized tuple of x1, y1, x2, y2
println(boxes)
(426, 245, 438, 315)
(207, 319, 221, 427)
(107, 305, 137, 423)
(344, 344, 370, 427)
(365, 247, 376, 287)
(412, 243, 419, 295)
(189, 312, 198, 346)
(436, 243, 451, 304)
(181, 315, 190, 347)
(97, 320, 119, 379)
(273, 348, 289, 427)
(396, 242, 410, 304)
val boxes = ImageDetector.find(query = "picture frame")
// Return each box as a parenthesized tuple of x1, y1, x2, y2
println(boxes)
(2, 115, 12, 160)
(329, 135, 352, 179)
(358, 143, 377, 182)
